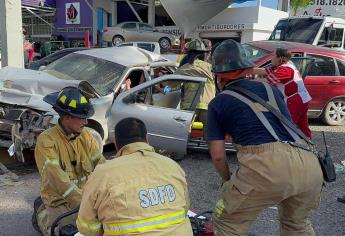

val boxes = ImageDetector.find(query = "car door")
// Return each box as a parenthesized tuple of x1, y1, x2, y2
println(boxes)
(108, 75, 206, 154)
(138, 23, 156, 42)
(122, 22, 140, 41)
(303, 54, 337, 112)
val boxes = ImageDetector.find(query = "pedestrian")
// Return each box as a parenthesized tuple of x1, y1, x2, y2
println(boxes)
(33, 87, 106, 235)
(208, 39, 323, 236)
(77, 117, 193, 236)
(175, 38, 216, 139)
(253, 48, 312, 137)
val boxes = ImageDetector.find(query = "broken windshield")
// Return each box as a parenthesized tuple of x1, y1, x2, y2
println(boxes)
(269, 18, 323, 44)
(43, 53, 126, 96)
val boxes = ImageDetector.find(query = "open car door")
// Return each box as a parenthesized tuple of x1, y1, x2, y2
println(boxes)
(109, 75, 206, 155)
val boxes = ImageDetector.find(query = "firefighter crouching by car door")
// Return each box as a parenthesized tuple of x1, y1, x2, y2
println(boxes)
(252, 48, 312, 138)
(174, 38, 216, 139)
(34, 87, 106, 236)
(208, 40, 323, 236)
(77, 117, 193, 236)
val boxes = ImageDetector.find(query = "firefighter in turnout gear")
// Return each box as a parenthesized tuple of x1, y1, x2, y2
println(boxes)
(175, 38, 215, 139)
(77, 118, 193, 236)
(33, 87, 106, 236)
(208, 40, 323, 236)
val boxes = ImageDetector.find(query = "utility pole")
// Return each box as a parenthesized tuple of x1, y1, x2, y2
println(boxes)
(0, 0, 24, 68)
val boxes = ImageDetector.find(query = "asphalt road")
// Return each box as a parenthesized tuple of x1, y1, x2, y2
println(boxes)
(0, 120, 345, 236)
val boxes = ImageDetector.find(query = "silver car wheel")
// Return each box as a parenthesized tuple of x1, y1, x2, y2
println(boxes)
(322, 99, 345, 125)
(112, 36, 124, 46)
(159, 38, 171, 50)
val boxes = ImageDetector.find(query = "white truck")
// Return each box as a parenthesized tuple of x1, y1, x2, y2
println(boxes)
(269, 16, 345, 51)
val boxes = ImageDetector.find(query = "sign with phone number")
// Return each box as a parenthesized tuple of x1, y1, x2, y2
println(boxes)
(294, 0, 345, 17)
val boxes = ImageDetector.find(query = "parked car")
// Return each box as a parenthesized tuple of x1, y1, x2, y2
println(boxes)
(118, 42, 161, 54)
(244, 40, 345, 126)
(28, 47, 88, 70)
(0, 46, 213, 163)
(103, 22, 180, 49)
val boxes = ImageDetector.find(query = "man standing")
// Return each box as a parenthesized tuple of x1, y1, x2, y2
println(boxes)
(208, 40, 323, 236)
(175, 38, 215, 139)
(253, 48, 312, 137)
(77, 118, 193, 236)
(34, 87, 106, 235)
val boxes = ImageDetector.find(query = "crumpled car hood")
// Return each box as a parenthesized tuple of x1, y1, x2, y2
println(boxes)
(0, 66, 80, 111)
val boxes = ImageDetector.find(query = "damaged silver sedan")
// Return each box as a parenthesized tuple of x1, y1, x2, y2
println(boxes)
(0, 46, 220, 163)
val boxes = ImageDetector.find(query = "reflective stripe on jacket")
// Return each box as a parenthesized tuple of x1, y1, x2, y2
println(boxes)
(35, 123, 106, 208)
(77, 142, 193, 236)
(174, 59, 215, 110)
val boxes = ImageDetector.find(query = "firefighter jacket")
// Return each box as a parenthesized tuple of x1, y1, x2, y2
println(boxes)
(77, 142, 193, 236)
(35, 123, 106, 209)
(175, 59, 215, 110)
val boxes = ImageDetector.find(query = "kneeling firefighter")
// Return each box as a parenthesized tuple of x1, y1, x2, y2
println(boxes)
(32, 87, 106, 236)
(175, 38, 216, 139)
(207, 39, 323, 236)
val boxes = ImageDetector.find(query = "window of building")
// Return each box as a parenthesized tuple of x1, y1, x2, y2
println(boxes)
(155, 1, 175, 26)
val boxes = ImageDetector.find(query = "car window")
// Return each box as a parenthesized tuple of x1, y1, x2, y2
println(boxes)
(118, 43, 133, 47)
(243, 44, 271, 63)
(336, 59, 345, 76)
(318, 27, 344, 48)
(138, 43, 155, 52)
(44, 53, 126, 96)
(306, 54, 335, 76)
(131, 80, 200, 111)
(122, 23, 137, 30)
(139, 23, 154, 32)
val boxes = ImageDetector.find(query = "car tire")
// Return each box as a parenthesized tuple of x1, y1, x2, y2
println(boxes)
(159, 37, 171, 50)
(322, 98, 345, 126)
(112, 35, 124, 46)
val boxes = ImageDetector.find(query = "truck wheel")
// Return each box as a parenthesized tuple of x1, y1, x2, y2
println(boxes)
(322, 98, 345, 125)
(112, 35, 124, 46)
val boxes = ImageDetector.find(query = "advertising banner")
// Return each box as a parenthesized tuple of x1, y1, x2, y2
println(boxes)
(66, 2, 80, 24)
(295, 0, 345, 17)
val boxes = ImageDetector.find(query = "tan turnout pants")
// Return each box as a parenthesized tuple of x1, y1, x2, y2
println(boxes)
(37, 203, 77, 236)
(213, 142, 323, 236)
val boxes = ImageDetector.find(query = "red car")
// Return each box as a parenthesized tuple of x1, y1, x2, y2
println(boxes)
(243, 40, 345, 126)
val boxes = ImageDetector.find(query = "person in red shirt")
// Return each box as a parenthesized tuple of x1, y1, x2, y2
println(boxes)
(253, 48, 312, 138)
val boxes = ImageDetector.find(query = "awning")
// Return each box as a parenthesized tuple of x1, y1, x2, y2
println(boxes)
(21, 4, 55, 28)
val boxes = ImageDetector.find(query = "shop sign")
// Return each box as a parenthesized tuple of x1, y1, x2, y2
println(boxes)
(295, 0, 345, 17)
(55, 27, 92, 33)
(66, 2, 80, 24)
(197, 23, 248, 31)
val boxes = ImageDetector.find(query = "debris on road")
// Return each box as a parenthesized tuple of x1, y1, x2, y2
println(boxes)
(0, 162, 22, 187)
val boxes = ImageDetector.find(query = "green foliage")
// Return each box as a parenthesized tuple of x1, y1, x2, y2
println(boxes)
(290, 0, 312, 16)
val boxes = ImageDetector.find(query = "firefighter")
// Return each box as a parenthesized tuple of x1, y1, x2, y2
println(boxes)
(208, 40, 323, 236)
(253, 48, 312, 138)
(175, 38, 215, 139)
(77, 117, 193, 236)
(33, 87, 106, 236)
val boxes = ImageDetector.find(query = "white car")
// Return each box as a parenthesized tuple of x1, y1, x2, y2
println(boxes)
(0, 46, 220, 163)
(118, 42, 161, 54)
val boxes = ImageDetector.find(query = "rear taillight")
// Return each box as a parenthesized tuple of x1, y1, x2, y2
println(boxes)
(103, 29, 108, 32)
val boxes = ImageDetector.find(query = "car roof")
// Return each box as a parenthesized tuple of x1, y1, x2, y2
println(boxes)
(246, 40, 345, 57)
(74, 46, 170, 66)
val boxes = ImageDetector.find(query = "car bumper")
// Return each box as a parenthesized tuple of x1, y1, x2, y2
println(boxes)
(102, 33, 113, 43)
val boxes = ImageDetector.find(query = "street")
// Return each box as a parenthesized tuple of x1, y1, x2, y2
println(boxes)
(0, 120, 344, 236)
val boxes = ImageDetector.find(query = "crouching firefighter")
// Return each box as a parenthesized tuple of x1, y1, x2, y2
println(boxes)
(76, 118, 193, 236)
(175, 38, 216, 139)
(32, 87, 106, 235)
(208, 40, 324, 236)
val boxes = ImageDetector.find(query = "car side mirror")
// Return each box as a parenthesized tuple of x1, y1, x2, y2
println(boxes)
(38, 65, 46, 71)
(123, 94, 136, 104)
